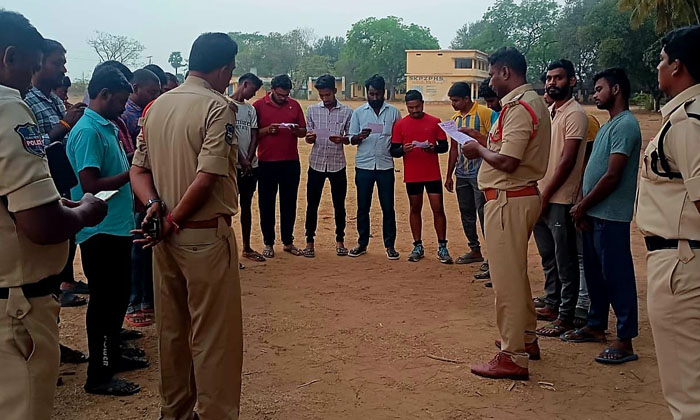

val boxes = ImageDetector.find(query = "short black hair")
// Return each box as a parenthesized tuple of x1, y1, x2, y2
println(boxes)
(165, 72, 178, 85)
(94, 60, 133, 83)
(188, 32, 238, 73)
(314, 74, 336, 91)
(364, 74, 385, 92)
(42, 39, 66, 61)
(547, 59, 576, 80)
(239, 72, 263, 89)
(489, 47, 527, 77)
(0, 10, 44, 57)
(132, 68, 160, 87)
(479, 78, 497, 99)
(62, 75, 71, 88)
(593, 67, 631, 101)
(447, 82, 470, 98)
(88, 66, 133, 99)
(662, 25, 700, 82)
(271, 74, 292, 90)
(405, 89, 423, 102)
(143, 64, 167, 87)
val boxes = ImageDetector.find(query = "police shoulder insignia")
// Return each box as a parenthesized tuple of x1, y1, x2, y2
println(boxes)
(14, 123, 45, 157)
(225, 123, 235, 145)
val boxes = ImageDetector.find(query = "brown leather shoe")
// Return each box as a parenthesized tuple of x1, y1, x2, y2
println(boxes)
(471, 352, 529, 380)
(494, 339, 541, 360)
(536, 306, 558, 321)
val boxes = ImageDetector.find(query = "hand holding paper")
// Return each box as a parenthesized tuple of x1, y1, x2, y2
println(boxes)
(411, 140, 431, 149)
(438, 120, 477, 146)
(366, 123, 384, 133)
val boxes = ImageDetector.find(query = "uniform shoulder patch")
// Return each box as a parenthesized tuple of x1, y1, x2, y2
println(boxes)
(14, 123, 45, 157)
(225, 123, 235, 145)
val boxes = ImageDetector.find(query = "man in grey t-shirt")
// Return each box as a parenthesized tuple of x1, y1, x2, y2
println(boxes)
(231, 73, 264, 262)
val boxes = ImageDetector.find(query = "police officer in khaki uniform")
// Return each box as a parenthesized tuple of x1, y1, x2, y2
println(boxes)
(637, 26, 700, 420)
(130, 33, 242, 420)
(0, 10, 107, 420)
(461, 47, 551, 380)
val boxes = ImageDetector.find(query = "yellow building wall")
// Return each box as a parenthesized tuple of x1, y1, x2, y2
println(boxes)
(405, 50, 490, 102)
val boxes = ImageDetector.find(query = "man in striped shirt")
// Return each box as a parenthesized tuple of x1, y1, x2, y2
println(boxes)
(302, 75, 353, 257)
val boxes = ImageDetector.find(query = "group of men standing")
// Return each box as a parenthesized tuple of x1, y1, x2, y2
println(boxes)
(1, 6, 699, 420)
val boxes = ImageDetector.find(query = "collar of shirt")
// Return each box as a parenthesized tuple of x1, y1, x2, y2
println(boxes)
(500, 83, 534, 106)
(84, 108, 115, 128)
(661, 84, 700, 121)
(184, 75, 216, 91)
(549, 97, 576, 120)
(0, 84, 22, 100)
(125, 98, 143, 114)
(358, 101, 391, 116)
(451, 101, 479, 120)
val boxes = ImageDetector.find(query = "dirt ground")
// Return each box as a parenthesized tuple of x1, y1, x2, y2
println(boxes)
(53, 100, 669, 420)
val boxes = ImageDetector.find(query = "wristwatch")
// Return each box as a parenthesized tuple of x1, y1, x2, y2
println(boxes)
(146, 198, 165, 212)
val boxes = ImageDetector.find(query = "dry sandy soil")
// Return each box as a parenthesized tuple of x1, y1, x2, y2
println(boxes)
(53, 100, 669, 420)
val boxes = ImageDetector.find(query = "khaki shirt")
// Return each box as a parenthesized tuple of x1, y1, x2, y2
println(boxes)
(478, 84, 551, 190)
(133, 76, 239, 221)
(637, 84, 700, 240)
(0, 85, 68, 287)
(539, 98, 589, 204)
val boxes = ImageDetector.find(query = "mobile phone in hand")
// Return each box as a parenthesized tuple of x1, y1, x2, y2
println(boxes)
(143, 217, 160, 240)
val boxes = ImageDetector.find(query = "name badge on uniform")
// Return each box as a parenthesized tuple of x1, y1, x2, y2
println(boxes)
(225, 123, 235, 145)
(14, 123, 45, 157)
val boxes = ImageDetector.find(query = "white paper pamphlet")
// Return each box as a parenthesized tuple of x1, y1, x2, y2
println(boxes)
(95, 190, 118, 201)
(278, 123, 298, 129)
(412, 140, 431, 149)
(366, 123, 384, 133)
(438, 120, 477, 146)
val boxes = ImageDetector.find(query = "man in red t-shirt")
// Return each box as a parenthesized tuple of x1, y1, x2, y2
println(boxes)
(253, 74, 307, 257)
(390, 90, 452, 263)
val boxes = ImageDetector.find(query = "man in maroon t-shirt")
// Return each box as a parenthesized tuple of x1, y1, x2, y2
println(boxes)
(253, 74, 307, 257)
(390, 90, 453, 264)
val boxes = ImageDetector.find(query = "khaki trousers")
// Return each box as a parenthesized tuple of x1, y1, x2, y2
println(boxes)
(647, 244, 700, 420)
(0, 293, 60, 420)
(154, 217, 243, 420)
(484, 193, 540, 368)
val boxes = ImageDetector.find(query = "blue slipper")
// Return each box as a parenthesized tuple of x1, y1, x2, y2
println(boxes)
(595, 348, 639, 365)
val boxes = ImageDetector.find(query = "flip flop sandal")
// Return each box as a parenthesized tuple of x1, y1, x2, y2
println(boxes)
(141, 307, 154, 314)
(60, 344, 88, 364)
(560, 328, 606, 343)
(532, 297, 547, 308)
(474, 270, 490, 280)
(595, 348, 639, 365)
(302, 248, 315, 258)
(243, 251, 266, 262)
(85, 377, 141, 396)
(64, 281, 90, 295)
(536, 322, 573, 337)
(262, 247, 275, 258)
(120, 346, 146, 359)
(283, 246, 303, 256)
(337, 247, 349, 256)
(125, 312, 153, 328)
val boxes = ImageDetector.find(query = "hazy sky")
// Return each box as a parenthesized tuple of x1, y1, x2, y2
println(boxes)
(6, 0, 558, 79)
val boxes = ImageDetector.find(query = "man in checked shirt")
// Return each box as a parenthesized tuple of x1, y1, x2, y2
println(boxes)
(302, 75, 353, 257)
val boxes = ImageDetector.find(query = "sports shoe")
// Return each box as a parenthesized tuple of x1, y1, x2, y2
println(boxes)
(471, 352, 529, 380)
(349, 245, 368, 258)
(437, 245, 453, 264)
(386, 247, 400, 260)
(407, 244, 424, 262)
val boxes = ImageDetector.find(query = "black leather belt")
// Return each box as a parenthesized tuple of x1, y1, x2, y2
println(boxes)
(645, 236, 700, 252)
(0, 277, 56, 299)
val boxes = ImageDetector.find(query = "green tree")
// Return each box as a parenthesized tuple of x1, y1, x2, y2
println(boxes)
(313, 36, 345, 64)
(343, 16, 439, 98)
(168, 51, 184, 75)
(619, 0, 700, 32)
(291, 55, 334, 97)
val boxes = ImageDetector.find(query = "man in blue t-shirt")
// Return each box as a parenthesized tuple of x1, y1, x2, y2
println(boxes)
(564, 68, 641, 366)
(66, 66, 144, 396)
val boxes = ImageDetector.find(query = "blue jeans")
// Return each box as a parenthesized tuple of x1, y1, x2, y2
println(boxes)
(128, 211, 153, 314)
(355, 168, 396, 248)
(582, 217, 638, 340)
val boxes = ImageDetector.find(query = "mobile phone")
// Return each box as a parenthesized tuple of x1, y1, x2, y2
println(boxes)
(143, 217, 160, 240)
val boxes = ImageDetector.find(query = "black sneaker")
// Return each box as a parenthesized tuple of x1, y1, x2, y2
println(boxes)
(116, 355, 150, 372)
(485, 282, 493, 288)
(386, 247, 400, 260)
(348, 245, 367, 258)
